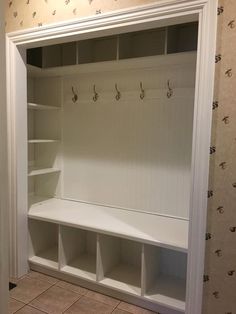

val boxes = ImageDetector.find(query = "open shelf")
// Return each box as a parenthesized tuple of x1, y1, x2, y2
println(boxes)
(28, 167, 60, 177)
(28, 139, 60, 143)
(28, 198, 188, 252)
(60, 226, 97, 281)
(143, 245, 187, 311)
(98, 234, 142, 295)
(29, 219, 58, 270)
(28, 102, 60, 110)
(28, 194, 56, 207)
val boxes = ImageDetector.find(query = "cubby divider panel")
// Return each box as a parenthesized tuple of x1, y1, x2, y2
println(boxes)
(143, 245, 187, 311)
(59, 226, 97, 281)
(98, 234, 142, 295)
(28, 219, 58, 269)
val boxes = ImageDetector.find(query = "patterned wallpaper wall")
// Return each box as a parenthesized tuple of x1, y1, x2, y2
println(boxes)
(5, 0, 236, 313)
(203, 0, 236, 313)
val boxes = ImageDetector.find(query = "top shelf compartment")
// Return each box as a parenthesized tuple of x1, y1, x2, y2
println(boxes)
(27, 22, 198, 69)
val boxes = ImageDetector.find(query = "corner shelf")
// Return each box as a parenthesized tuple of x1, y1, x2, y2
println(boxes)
(28, 102, 61, 110)
(28, 167, 61, 177)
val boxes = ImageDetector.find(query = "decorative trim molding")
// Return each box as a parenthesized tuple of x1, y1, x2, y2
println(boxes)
(0, 0, 9, 313)
(6, 1, 218, 313)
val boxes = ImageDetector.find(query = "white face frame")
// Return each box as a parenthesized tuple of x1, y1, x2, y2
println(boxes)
(5, 1, 218, 313)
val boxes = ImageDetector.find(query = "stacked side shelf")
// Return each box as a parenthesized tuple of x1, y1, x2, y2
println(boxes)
(28, 103, 60, 110)
(27, 86, 62, 209)
(28, 139, 60, 143)
(28, 198, 188, 312)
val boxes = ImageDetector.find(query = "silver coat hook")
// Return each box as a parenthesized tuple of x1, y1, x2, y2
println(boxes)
(93, 84, 98, 102)
(115, 83, 121, 101)
(140, 82, 145, 100)
(72, 86, 78, 103)
(167, 79, 173, 98)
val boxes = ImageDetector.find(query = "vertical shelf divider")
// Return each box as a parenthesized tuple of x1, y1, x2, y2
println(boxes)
(141, 243, 145, 297)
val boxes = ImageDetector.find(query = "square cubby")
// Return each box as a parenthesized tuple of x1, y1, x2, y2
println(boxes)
(144, 245, 187, 311)
(60, 226, 97, 281)
(28, 219, 58, 269)
(98, 234, 142, 295)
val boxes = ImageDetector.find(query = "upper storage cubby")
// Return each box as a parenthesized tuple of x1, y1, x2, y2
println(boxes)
(78, 36, 117, 64)
(119, 28, 165, 59)
(167, 22, 198, 54)
(27, 22, 198, 68)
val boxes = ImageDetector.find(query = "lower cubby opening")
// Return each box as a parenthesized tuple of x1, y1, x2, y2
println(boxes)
(28, 219, 58, 269)
(98, 234, 142, 295)
(144, 245, 187, 311)
(60, 226, 97, 281)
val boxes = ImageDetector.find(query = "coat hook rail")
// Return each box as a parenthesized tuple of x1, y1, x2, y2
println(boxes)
(93, 84, 98, 102)
(167, 79, 173, 98)
(72, 86, 78, 103)
(115, 83, 121, 101)
(140, 82, 145, 100)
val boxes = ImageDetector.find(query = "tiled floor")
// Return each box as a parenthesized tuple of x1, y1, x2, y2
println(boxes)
(9, 271, 158, 314)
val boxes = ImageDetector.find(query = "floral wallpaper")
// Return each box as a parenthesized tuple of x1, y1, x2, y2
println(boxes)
(203, 0, 236, 313)
(5, 0, 236, 313)
(5, 0, 158, 32)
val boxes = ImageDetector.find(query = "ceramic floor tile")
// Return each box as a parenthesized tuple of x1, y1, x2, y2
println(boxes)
(86, 290, 120, 308)
(9, 298, 25, 314)
(112, 309, 130, 314)
(118, 302, 157, 314)
(15, 306, 46, 314)
(56, 280, 88, 295)
(29, 285, 80, 313)
(26, 271, 59, 284)
(64, 296, 114, 314)
(10, 277, 52, 304)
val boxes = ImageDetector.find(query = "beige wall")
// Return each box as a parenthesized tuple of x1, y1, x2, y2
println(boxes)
(5, 0, 236, 313)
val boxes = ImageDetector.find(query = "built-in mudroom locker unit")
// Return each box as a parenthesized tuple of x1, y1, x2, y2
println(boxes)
(26, 22, 198, 314)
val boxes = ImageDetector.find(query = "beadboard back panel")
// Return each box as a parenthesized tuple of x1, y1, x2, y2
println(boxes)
(62, 55, 196, 218)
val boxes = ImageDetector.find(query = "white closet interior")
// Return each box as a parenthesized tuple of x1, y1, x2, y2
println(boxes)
(26, 22, 198, 313)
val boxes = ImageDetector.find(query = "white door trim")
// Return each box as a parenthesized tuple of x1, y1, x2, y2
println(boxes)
(0, 0, 9, 312)
(6, 1, 218, 313)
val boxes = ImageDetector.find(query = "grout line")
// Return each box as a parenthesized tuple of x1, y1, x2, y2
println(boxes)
(22, 275, 58, 308)
(10, 296, 27, 305)
(111, 301, 122, 313)
(22, 271, 82, 314)
(62, 294, 83, 313)
(15, 304, 48, 314)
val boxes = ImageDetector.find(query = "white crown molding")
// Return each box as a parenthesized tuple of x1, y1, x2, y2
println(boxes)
(7, 0, 206, 45)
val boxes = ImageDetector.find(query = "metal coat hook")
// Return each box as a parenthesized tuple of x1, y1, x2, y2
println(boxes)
(115, 83, 121, 101)
(93, 84, 98, 102)
(140, 82, 145, 100)
(167, 80, 173, 99)
(72, 86, 78, 103)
